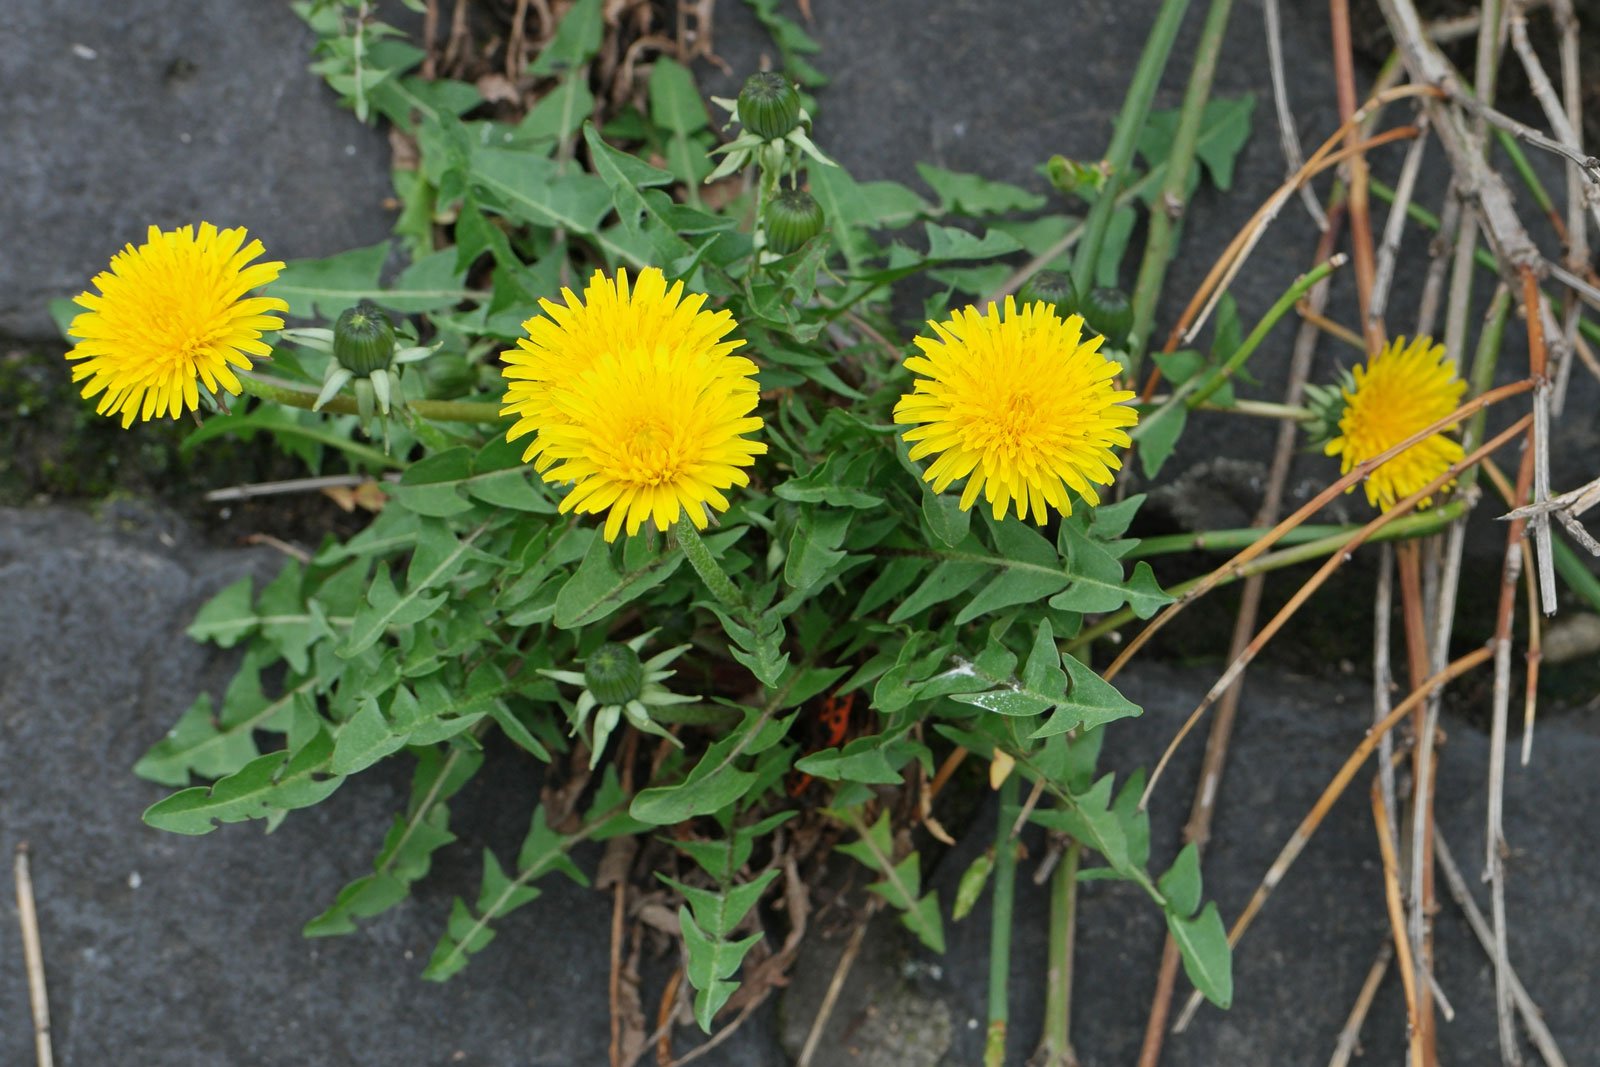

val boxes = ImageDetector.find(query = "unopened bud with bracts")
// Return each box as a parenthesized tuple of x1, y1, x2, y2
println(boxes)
(333, 301, 397, 376)
(763, 189, 825, 255)
(583, 642, 645, 707)
(1019, 270, 1079, 318)
(738, 72, 802, 141)
(1084, 286, 1133, 346)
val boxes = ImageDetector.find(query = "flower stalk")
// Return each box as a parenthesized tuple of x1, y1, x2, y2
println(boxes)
(674, 514, 746, 612)
(984, 772, 1021, 1067)
(1070, 0, 1192, 288)
(238, 371, 502, 423)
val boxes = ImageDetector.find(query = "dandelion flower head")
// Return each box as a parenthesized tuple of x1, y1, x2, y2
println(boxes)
(894, 297, 1138, 522)
(1325, 334, 1466, 511)
(65, 223, 288, 427)
(501, 268, 766, 541)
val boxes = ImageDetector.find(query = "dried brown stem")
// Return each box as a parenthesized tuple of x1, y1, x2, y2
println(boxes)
(1487, 424, 1538, 1066)
(14, 843, 55, 1067)
(1137, 414, 1534, 807)
(1105, 378, 1536, 685)
(1136, 199, 1349, 1067)
(1327, 940, 1395, 1067)
(1435, 832, 1570, 1066)
(795, 901, 880, 1067)
(1371, 778, 1423, 1066)
(1264, 0, 1329, 228)
(1172, 644, 1495, 1032)
(1331, 0, 1385, 352)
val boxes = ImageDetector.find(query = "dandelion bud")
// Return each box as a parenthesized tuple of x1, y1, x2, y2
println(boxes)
(333, 301, 397, 376)
(584, 642, 645, 706)
(763, 190, 825, 255)
(1084, 287, 1133, 346)
(1019, 270, 1079, 317)
(738, 72, 801, 141)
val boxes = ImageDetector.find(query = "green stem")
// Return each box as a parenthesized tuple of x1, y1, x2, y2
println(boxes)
(1037, 838, 1083, 1067)
(1458, 286, 1513, 492)
(1070, 0, 1192, 288)
(985, 772, 1021, 1067)
(239, 371, 503, 423)
(1130, 521, 1377, 558)
(1187, 255, 1344, 408)
(674, 514, 746, 611)
(1132, 256, 1342, 444)
(1127, 0, 1235, 369)
(1066, 499, 1469, 651)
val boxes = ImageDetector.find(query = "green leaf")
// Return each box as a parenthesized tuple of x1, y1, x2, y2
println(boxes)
(794, 731, 923, 785)
(923, 222, 1023, 261)
(1168, 902, 1233, 1008)
(1031, 775, 1129, 875)
(519, 69, 594, 143)
(341, 522, 485, 657)
(423, 804, 586, 980)
(952, 849, 996, 921)
(305, 744, 484, 937)
(679, 907, 762, 1031)
(1090, 493, 1146, 541)
(890, 557, 987, 623)
(808, 164, 927, 269)
(916, 163, 1046, 216)
(1030, 651, 1143, 738)
(330, 701, 411, 775)
(271, 243, 388, 320)
(1049, 525, 1173, 618)
(582, 124, 691, 263)
(527, 0, 602, 75)
(784, 507, 852, 589)
(471, 148, 613, 235)
(630, 710, 793, 825)
(742, 0, 828, 86)
(954, 518, 1070, 624)
(833, 811, 944, 952)
(394, 448, 477, 516)
(142, 728, 343, 835)
(1159, 843, 1203, 919)
(774, 453, 885, 509)
(1138, 95, 1256, 194)
(135, 667, 313, 787)
(1136, 398, 1187, 479)
(186, 576, 260, 647)
(649, 56, 711, 186)
(553, 533, 685, 629)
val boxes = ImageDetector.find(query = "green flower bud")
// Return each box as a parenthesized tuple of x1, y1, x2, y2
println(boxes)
(1018, 270, 1079, 317)
(763, 189, 825, 255)
(1302, 369, 1357, 451)
(584, 642, 645, 706)
(333, 301, 396, 376)
(738, 72, 801, 141)
(1084, 287, 1133, 346)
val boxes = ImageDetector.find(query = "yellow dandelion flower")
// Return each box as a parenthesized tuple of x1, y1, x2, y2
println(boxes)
(65, 223, 288, 427)
(894, 298, 1138, 523)
(1325, 335, 1466, 511)
(501, 267, 753, 472)
(500, 268, 766, 542)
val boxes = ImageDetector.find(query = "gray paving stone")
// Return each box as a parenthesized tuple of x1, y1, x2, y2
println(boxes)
(0, 503, 785, 1067)
(1, 1, 398, 340)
